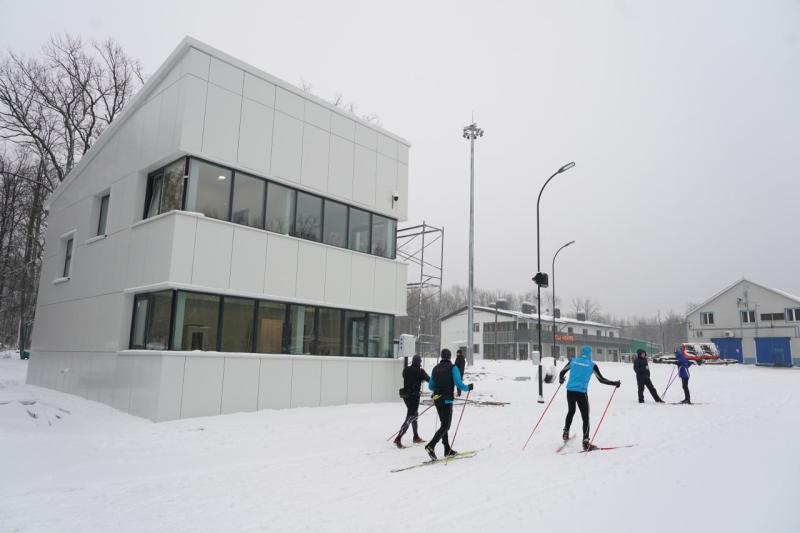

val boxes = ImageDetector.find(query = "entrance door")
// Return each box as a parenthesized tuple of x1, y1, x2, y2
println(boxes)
(755, 337, 792, 367)
(711, 337, 743, 363)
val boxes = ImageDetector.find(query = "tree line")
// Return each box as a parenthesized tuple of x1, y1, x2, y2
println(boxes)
(0, 35, 143, 349)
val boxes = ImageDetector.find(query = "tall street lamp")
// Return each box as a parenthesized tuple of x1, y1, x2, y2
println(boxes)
(551, 240, 576, 363)
(463, 122, 483, 366)
(533, 161, 575, 403)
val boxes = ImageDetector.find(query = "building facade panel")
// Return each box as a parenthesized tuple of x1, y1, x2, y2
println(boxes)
(228, 226, 269, 293)
(328, 134, 355, 200)
(220, 356, 260, 414)
(181, 356, 225, 418)
(237, 97, 274, 174)
(202, 84, 243, 163)
(300, 123, 330, 192)
(258, 357, 293, 410)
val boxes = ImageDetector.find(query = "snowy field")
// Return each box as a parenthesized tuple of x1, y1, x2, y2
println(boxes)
(1, 356, 798, 533)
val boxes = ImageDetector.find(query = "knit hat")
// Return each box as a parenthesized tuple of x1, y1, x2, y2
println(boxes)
(581, 345, 592, 357)
(636, 348, 646, 356)
(441, 348, 452, 360)
(412, 355, 422, 365)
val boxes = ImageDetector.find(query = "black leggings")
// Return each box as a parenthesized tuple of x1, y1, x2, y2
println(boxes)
(397, 395, 421, 439)
(637, 377, 661, 402)
(564, 391, 590, 441)
(428, 400, 454, 452)
(681, 378, 691, 403)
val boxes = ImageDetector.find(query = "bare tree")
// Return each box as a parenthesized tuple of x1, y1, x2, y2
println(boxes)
(299, 79, 382, 127)
(571, 297, 601, 321)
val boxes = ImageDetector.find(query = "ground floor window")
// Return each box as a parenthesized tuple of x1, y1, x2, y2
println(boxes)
(129, 290, 394, 358)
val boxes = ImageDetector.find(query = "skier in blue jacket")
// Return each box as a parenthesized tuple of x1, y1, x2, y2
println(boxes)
(425, 349, 473, 460)
(675, 347, 692, 404)
(558, 345, 620, 451)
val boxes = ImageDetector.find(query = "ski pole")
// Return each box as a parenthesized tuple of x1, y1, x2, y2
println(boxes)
(522, 382, 562, 451)
(662, 370, 679, 400)
(661, 365, 676, 399)
(585, 386, 618, 455)
(445, 390, 471, 465)
(386, 403, 435, 441)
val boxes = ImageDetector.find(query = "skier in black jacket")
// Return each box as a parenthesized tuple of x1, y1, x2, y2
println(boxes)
(633, 349, 663, 403)
(454, 349, 466, 397)
(394, 355, 430, 448)
(425, 349, 473, 460)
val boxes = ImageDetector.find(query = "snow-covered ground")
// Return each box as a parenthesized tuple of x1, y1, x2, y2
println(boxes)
(1, 357, 798, 533)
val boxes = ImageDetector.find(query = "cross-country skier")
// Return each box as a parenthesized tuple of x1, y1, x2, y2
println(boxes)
(634, 349, 664, 403)
(425, 349, 473, 460)
(675, 347, 692, 404)
(454, 349, 466, 397)
(558, 345, 620, 451)
(394, 355, 430, 448)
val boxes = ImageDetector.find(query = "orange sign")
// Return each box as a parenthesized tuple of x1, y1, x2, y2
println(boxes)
(555, 335, 574, 343)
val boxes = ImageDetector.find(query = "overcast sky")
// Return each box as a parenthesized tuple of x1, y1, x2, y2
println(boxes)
(2, 0, 798, 317)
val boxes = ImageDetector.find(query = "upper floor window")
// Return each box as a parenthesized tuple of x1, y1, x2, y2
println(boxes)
(700, 312, 714, 325)
(348, 208, 371, 253)
(582, 329, 588, 336)
(596, 330, 602, 336)
(62, 237, 74, 278)
(185, 159, 231, 221)
(760, 312, 784, 322)
(231, 172, 265, 229)
(473, 323, 480, 332)
(371, 214, 396, 259)
(265, 182, 295, 234)
(144, 159, 185, 218)
(96, 194, 110, 236)
(323, 200, 348, 248)
(786, 308, 800, 322)
(567, 327, 573, 334)
(741, 310, 755, 323)
(609, 331, 614, 338)
(293, 192, 322, 241)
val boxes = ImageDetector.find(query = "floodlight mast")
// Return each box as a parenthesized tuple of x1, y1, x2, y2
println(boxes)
(463, 123, 483, 367)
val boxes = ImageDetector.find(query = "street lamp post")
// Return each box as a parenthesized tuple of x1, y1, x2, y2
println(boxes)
(463, 123, 483, 366)
(533, 162, 575, 403)
(551, 240, 575, 363)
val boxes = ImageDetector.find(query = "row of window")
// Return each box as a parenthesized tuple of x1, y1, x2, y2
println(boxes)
(704, 308, 800, 326)
(130, 290, 395, 358)
(483, 321, 614, 337)
(144, 158, 397, 259)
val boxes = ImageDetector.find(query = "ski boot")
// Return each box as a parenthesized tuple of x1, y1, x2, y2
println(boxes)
(425, 444, 437, 461)
(562, 429, 570, 442)
(412, 436, 425, 444)
(444, 449, 458, 457)
(582, 439, 598, 452)
(393, 437, 404, 449)
(680, 399, 691, 404)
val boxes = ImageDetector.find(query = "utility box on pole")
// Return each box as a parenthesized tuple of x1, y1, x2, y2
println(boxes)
(398, 334, 416, 358)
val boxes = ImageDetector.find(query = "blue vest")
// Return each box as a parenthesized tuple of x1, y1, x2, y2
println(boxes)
(567, 355, 595, 393)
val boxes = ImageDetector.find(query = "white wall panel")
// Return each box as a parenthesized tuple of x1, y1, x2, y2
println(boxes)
(275, 87, 305, 120)
(373, 260, 397, 312)
(243, 73, 276, 107)
(181, 356, 224, 418)
(346, 360, 372, 403)
(177, 75, 208, 154)
(304, 101, 331, 131)
(258, 358, 292, 409)
(296, 242, 326, 301)
(290, 359, 321, 407)
(139, 97, 161, 166)
(331, 113, 355, 140)
(180, 48, 211, 79)
(168, 214, 197, 284)
(264, 234, 298, 297)
(270, 111, 303, 184)
(350, 254, 375, 308)
(220, 357, 259, 414)
(192, 218, 234, 288)
(377, 133, 398, 159)
(320, 360, 348, 406)
(128, 217, 172, 287)
(328, 135, 354, 200)
(202, 84, 242, 163)
(396, 262, 408, 316)
(237, 98, 274, 174)
(156, 355, 186, 422)
(324, 248, 351, 306)
(129, 355, 161, 420)
(371, 362, 399, 402)
(396, 162, 409, 221)
(209, 58, 244, 94)
(111, 355, 134, 412)
(398, 144, 409, 164)
(355, 123, 377, 150)
(300, 124, 330, 192)
(375, 154, 398, 213)
(353, 145, 377, 206)
(156, 83, 180, 158)
(228, 226, 268, 292)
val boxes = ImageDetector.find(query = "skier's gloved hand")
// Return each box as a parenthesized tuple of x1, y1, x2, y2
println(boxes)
(614, 381, 621, 388)
(559, 377, 565, 384)
(468, 383, 474, 391)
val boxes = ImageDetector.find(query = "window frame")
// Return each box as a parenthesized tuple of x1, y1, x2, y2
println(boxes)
(96, 193, 110, 236)
(700, 312, 714, 325)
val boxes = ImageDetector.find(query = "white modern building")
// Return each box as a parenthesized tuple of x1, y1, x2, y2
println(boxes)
(685, 278, 800, 366)
(441, 304, 625, 362)
(26, 37, 409, 421)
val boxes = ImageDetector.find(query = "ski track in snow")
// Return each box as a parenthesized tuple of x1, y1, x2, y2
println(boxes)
(0, 357, 798, 533)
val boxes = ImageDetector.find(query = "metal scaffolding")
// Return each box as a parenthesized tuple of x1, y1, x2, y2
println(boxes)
(396, 222, 444, 358)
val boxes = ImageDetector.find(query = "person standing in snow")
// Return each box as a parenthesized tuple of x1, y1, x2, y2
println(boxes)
(425, 349, 473, 460)
(558, 345, 620, 451)
(454, 349, 466, 397)
(675, 347, 692, 404)
(634, 349, 664, 403)
(394, 355, 430, 448)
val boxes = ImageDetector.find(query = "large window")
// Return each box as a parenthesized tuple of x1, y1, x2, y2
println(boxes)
(265, 182, 295, 234)
(185, 159, 232, 221)
(221, 297, 255, 352)
(344, 311, 368, 356)
(368, 314, 393, 357)
(293, 192, 322, 241)
(231, 173, 265, 229)
(348, 208, 371, 253)
(173, 291, 220, 351)
(323, 200, 348, 248)
(371, 214, 396, 258)
(130, 291, 173, 350)
(287, 304, 316, 355)
(317, 308, 342, 355)
(257, 301, 287, 354)
(144, 159, 185, 218)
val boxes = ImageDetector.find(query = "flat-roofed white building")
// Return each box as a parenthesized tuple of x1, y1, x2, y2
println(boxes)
(26, 37, 409, 421)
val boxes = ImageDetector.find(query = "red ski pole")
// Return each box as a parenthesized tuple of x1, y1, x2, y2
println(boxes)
(522, 382, 562, 451)
(445, 390, 470, 465)
(386, 403, 435, 441)
(585, 386, 618, 455)
(661, 365, 676, 399)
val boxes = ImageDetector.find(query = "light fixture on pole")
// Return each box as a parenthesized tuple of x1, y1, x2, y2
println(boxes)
(551, 240, 575, 363)
(463, 122, 483, 367)
(533, 161, 575, 403)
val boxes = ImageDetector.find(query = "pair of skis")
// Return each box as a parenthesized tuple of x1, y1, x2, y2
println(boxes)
(556, 434, 636, 455)
(390, 450, 479, 473)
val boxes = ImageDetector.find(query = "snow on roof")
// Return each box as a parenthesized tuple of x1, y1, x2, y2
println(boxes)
(441, 305, 620, 329)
